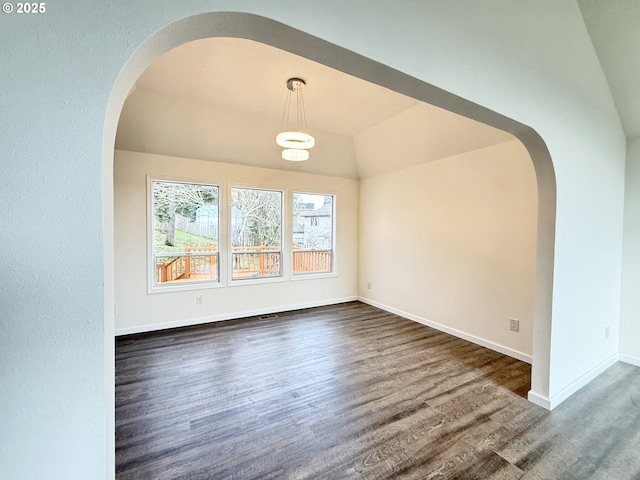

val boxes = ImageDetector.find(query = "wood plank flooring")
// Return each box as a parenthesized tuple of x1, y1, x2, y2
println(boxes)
(116, 301, 640, 479)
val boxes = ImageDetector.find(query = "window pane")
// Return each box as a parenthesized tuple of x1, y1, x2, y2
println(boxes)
(231, 187, 282, 280)
(293, 193, 334, 274)
(152, 180, 219, 286)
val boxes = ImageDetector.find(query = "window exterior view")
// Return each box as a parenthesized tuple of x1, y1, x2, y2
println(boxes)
(230, 187, 283, 280)
(293, 193, 334, 274)
(150, 181, 335, 288)
(151, 180, 219, 287)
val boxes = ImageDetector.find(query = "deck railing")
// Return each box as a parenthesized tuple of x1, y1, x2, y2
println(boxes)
(156, 244, 218, 284)
(156, 244, 333, 284)
(292, 248, 332, 273)
(232, 245, 281, 279)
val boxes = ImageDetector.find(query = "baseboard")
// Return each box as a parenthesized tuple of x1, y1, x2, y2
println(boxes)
(541, 353, 619, 410)
(115, 296, 358, 336)
(619, 354, 640, 367)
(527, 390, 550, 410)
(358, 297, 532, 364)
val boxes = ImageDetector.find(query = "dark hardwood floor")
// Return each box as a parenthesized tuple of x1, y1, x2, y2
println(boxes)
(116, 301, 640, 479)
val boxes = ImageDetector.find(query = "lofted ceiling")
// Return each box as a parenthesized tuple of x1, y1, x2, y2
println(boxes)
(578, 0, 640, 139)
(116, 37, 514, 179)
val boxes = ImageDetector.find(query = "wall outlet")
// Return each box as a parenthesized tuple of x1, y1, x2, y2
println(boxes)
(196, 295, 203, 304)
(509, 318, 519, 332)
(367, 281, 371, 290)
(605, 325, 610, 340)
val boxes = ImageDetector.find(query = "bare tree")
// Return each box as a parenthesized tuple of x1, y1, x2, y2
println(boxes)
(231, 188, 281, 247)
(153, 181, 218, 247)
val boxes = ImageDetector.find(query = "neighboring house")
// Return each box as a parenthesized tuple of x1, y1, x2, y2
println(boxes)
(194, 204, 218, 240)
(230, 205, 245, 246)
(299, 204, 332, 249)
(195, 204, 218, 225)
(293, 202, 315, 245)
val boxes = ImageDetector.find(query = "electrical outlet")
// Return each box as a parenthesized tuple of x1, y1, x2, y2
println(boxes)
(196, 295, 203, 305)
(605, 325, 610, 340)
(509, 318, 519, 332)
(367, 281, 371, 290)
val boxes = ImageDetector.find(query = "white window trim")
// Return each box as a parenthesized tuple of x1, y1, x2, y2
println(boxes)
(228, 184, 287, 285)
(146, 175, 222, 294)
(146, 179, 339, 294)
(290, 191, 338, 279)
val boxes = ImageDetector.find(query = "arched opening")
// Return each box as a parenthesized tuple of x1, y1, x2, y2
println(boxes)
(103, 11, 556, 469)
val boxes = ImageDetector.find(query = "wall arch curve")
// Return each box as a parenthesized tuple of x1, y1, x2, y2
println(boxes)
(103, 12, 556, 431)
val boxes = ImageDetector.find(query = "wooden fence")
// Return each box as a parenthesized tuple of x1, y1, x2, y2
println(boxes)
(155, 217, 217, 241)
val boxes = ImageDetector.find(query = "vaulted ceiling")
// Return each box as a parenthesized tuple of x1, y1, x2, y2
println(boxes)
(578, 0, 640, 139)
(116, 37, 514, 179)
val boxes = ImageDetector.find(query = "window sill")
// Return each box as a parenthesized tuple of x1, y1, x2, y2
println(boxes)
(290, 272, 337, 281)
(148, 280, 224, 295)
(228, 275, 287, 287)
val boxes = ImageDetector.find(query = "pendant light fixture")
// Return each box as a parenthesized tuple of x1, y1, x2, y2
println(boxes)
(276, 78, 315, 161)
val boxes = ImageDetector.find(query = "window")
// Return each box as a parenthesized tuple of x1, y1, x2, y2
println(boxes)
(231, 187, 283, 280)
(150, 182, 334, 289)
(151, 180, 219, 288)
(292, 193, 334, 274)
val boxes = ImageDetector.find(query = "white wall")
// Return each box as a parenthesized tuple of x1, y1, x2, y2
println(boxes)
(1, 3, 629, 479)
(114, 150, 358, 333)
(620, 137, 640, 365)
(359, 140, 537, 360)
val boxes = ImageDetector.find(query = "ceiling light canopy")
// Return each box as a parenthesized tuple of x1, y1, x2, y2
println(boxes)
(277, 78, 315, 161)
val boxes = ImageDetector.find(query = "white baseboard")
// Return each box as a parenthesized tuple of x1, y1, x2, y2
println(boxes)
(533, 353, 619, 410)
(619, 354, 640, 367)
(115, 296, 358, 336)
(358, 297, 532, 364)
(527, 390, 550, 410)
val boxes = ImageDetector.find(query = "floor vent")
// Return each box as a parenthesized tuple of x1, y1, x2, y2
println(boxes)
(258, 314, 279, 320)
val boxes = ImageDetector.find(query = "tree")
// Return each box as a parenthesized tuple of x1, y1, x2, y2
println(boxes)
(231, 188, 281, 247)
(153, 181, 218, 247)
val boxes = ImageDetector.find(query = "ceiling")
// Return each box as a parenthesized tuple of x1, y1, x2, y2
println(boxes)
(578, 0, 640, 138)
(116, 5, 640, 179)
(116, 37, 513, 179)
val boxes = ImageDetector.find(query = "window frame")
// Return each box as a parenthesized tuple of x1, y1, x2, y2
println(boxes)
(228, 184, 286, 285)
(147, 175, 223, 294)
(291, 191, 337, 279)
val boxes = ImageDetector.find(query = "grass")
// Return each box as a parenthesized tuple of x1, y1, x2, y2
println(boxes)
(154, 229, 217, 254)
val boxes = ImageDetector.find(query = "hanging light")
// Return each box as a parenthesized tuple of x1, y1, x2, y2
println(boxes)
(276, 78, 315, 161)
(282, 148, 309, 161)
